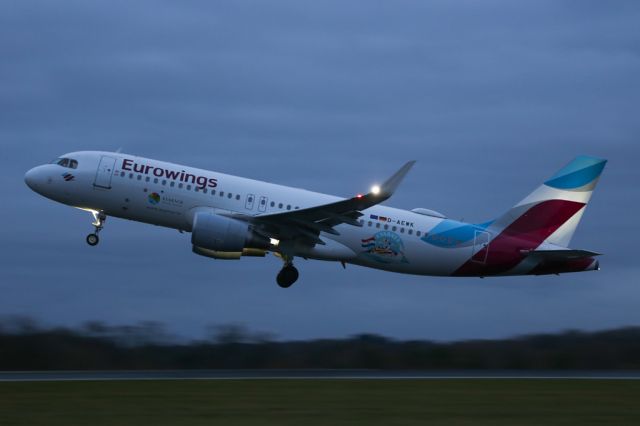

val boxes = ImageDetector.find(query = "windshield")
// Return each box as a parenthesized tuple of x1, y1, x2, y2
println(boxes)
(50, 158, 78, 169)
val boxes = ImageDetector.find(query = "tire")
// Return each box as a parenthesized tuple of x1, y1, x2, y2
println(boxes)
(86, 234, 99, 246)
(276, 266, 299, 288)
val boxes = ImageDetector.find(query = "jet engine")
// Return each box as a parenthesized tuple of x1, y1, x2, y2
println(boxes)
(191, 211, 269, 260)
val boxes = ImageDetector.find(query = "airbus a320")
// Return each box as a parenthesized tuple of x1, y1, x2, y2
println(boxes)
(25, 152, 606, 288)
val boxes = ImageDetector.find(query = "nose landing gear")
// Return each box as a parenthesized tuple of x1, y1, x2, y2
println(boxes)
(276, 255, 299, 288)
(86, 210, 106, 246)
(86, 233, 99, 246)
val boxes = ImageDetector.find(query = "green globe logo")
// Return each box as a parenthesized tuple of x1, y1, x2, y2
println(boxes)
(148, 192, 161, 205)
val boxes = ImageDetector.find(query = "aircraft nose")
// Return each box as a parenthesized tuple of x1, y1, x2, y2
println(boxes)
(24, 167, 41, 191)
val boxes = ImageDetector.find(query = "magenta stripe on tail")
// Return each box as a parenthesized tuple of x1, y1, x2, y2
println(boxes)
(454, 199, 586, 276)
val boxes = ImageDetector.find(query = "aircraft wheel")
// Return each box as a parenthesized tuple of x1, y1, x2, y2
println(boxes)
(276, 265, 299, 288)
(86, 233, 99, 246)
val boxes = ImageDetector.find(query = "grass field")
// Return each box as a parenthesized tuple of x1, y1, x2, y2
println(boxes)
(1, 379, 639, 425)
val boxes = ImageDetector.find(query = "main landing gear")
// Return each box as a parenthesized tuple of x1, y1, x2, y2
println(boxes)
(86, 210, 106, 246)
(276, 255, 299, 288)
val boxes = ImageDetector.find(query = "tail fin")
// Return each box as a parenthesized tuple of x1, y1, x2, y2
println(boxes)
(491, 155, 607, 247)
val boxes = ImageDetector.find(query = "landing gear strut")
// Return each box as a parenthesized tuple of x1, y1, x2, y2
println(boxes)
(276, 255, 299, 288)
(86, 210, 106, 246)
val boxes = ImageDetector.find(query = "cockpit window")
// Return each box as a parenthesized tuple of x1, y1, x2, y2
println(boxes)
(50, 158, 78, 169)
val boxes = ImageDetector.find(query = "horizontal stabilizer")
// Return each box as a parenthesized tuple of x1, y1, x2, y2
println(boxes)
(521, 249, 601, 261)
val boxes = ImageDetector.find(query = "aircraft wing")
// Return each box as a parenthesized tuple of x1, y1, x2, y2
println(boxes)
(237, 161, 415, 245)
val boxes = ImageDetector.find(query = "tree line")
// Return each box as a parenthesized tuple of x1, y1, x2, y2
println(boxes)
(1, 317, 639, 370)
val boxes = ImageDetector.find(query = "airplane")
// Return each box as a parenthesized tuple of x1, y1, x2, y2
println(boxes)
(24, 152, 606, 288)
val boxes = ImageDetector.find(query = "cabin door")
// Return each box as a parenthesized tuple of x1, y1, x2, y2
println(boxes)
(94, 156, 116, 189)
(472, 230, 490, 264)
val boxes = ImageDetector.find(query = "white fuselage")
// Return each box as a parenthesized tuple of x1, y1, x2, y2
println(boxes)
(26, 151, 488, 276)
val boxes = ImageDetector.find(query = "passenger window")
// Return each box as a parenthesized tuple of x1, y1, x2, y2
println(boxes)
(211, 190, 216, 195)
(376, 223, 380, 228)
(286, 205, 291, 210)
(228, 193, 232, 199)
(137, 175, 142, 181)
(154, 178, 159, 184)
(145, 177, 150, 182)
(219, 191, 224, 197)
(120, 171, 125, 177)
(162, 180, 167, 185)
(278, 203, 283, 208)
(408, 229, 413, 235)
(270, 201, 275, 207)
(400, 228, 405, 233)
(368, 221, 372, 227)
(203, 188, 207, 194)
(236, 194, 240, 200)
(392, 226, 397, 232)
(187, 185, 192, 190)
(169, 181, 174, 187)
(416, 231, 421, 237)
(129, 173, 134, 179)
(178, 183, 183, 188)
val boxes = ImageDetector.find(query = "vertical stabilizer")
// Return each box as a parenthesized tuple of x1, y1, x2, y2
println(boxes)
(491, 156, 607, 247)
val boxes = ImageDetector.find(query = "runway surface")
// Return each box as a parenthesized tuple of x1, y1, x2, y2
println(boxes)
(2, 370, 640, 382)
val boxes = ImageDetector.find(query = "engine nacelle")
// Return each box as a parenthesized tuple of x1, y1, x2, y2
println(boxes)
(191, 212, 268, 253)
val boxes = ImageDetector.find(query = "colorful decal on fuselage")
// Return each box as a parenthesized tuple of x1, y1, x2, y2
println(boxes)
(148, 192, 161, 205)
(421, 219, 493, 248)
(360, 231, 409, 264)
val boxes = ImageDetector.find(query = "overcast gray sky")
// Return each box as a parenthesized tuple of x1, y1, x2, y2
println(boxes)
(1, 0, 639, 340)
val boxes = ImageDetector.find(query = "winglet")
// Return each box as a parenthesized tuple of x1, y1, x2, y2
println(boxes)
(377, 161, 416, 197)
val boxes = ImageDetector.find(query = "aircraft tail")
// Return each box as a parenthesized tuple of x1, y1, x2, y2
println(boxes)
(490, 155, 607, 247)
